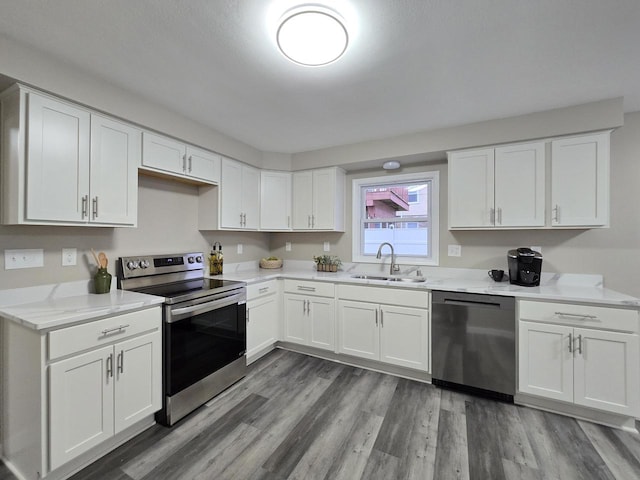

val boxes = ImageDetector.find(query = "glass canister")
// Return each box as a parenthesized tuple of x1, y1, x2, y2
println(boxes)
(94, 267, 112, 294)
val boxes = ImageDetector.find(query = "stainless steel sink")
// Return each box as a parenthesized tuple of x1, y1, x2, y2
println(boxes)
(351, 274, 426, 283)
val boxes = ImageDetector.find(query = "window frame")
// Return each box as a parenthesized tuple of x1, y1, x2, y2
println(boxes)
(351, 171, 440, 266)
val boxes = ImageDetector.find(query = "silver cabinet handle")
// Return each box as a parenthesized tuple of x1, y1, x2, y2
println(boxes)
(555, 312, 597, 320)
(106, 353, 114, 379)
(100, 324, 130, 336)
(308, 215, 311, 228)
(240, 212, 244, 227)
(568, 333, 573, 353)
(117, 350, 124, 374)
(380, 309, 384, 327)
(242, 213, 247, 227)
(92, 196, 98, 219)
(287, 215, 290, 228)
(81, 195, 88, 218)
(259, 287, 269, 294)
(375, 309, 378, 326)
(182, 154, 187, 172)
(577, 334, 583, 354)
(497, 207, 502, 225)
(552, 204, 560, 223)
(307, 300, 311, 315)
(297, 286, 316, 292)
(311, 214, 315, 228)
(246, 308, 250, 323)
(188, 155, 193, 172)
(490, 207, 495, 225)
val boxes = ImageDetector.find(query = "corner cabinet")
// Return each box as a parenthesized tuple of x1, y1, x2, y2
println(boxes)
(518, 300, 640, 417)
(337, 285, 429, 371)
(1, 307, 162, 480)
(448, 141, 545, 229)
(292, 167, 346, 231)
(0, 85, 140, 226)
(551, 132, 610, 227)
(141, 131, 221, 185)
(283, 279, 335, 351)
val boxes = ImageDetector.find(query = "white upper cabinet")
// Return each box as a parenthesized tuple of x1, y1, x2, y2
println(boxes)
(141, 132, 220, 185)
(219, 158, 260, 230)
(551, 132, 610, 227)
(292, 167, 345, 231)
(0, 86, 139, 226)
(448, 142, 545, 229)
(261, 170, 292, 230)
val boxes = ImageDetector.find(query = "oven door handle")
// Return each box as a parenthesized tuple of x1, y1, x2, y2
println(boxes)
(168, 294, 244, 323)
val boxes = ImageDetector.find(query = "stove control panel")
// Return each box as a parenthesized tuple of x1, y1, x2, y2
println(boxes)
(118, 253, 204, 279)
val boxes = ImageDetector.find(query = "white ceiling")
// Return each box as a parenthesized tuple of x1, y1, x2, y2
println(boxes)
(1, 0, 639, 154)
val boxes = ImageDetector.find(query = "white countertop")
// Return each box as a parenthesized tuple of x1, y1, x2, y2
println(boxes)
(215, 261, 640, 308)
(0, 280, 164, 331)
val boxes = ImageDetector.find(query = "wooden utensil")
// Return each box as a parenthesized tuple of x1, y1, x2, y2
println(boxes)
(98, 252, 108, 269)
(91, 248, 101, 268)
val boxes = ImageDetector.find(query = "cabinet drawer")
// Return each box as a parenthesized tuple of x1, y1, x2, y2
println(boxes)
(338, 284, 428, 309)
(519, 300, 639, 333)
(283, 279, 334, 297)
(247, 280, 278, 300)
(48, 307, 161, 360)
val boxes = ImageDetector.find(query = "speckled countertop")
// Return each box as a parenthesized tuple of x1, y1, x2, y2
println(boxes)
(214, 261, 640, 308)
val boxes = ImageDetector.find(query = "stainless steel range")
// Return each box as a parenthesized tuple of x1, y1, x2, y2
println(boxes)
(117, 252, 246, 426)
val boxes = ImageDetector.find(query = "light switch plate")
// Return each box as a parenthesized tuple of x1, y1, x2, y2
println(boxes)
(237, 243, 243, 254)
(285, 242, 292, 252)
(62, 248, 77, 266)
(448, 244, 462, 257)
(323, 241, 330, 252)
(5, 249, 44, 270)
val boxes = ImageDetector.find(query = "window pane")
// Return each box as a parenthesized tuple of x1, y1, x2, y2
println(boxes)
(365, 183, 429, 220)
(363, 221, 429, 256)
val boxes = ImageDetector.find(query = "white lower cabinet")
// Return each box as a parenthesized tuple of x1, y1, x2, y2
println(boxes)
(247, 280, 280, 363)
(337, 285, 429, 371)
(518, 301, 640, 417)
(283, 280, 335, 351)
(1, 306, 162, 480)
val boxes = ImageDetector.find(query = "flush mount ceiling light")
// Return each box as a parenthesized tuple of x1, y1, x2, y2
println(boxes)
(382, 161, 401, 170)
(277, 5, 349, 66)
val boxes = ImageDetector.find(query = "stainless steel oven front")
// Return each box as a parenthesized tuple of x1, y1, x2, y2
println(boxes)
(159, 287, 247, 425)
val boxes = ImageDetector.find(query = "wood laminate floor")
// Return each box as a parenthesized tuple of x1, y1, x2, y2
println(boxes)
(4, 349, 640, 480)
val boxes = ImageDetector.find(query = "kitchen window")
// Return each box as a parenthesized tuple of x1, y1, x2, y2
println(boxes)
(352, 171, 439, 266)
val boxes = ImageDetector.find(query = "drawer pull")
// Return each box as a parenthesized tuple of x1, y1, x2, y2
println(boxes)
(297, 286, 316, 292)
(100, 324, 130, 336)
(554, 312, 597, 320)
(259, 287, 269, 294)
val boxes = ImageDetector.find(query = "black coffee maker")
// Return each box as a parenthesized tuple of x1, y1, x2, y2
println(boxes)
(508, 248, 543, 287)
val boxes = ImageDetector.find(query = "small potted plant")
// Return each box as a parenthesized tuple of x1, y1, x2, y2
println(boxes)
(313, 255, 342, 272)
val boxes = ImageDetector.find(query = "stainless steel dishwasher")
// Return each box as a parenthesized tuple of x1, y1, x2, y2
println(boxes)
(431, 290, 516, 401)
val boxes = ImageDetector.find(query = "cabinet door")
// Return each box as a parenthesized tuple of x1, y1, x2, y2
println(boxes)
(114, 332, 162, 433)
(380, 305, 428, 370)
(573, 328, 640, 416)
(89, 115, 140, 226)
(312, 168, 336, 230)
(551, 132, 609, 227)
(242, 165, 261, 229)
(26, 92, 90, 222)
(261, 171, 292, 230)
(337, 300, 379, 361)
(448, 149, 495, 228)
(518, 321, 573, 402)
(220, 158, 243, 228)
(292, 171, 313, 230)
(309, 297, 335, 351)
(247, 295, 279, 361)
(283, 294, 308, 345)
(141, 132, 185, 175)
(186, 146, 220, 184)
(494, 142, 545, 227)
(49, 346, 114, 470)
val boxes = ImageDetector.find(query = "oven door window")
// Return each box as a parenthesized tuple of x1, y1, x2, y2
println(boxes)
(166, 302, 246, 396)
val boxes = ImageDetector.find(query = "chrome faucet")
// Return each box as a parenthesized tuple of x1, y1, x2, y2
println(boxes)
(376, 242, 400, 275)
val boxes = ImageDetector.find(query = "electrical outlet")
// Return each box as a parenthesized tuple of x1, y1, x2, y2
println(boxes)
(323, 241, 330, 252)
(530, 246, 542, 254)
(237, 243, 243, 254)
(62, 248, 77, 266)
(5, 249, 44, 270)
(447, 244, 462, 257)
(285, 242, 292, 252)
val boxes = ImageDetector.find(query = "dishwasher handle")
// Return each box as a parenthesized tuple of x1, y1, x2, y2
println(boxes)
(442, 299, 503, 309)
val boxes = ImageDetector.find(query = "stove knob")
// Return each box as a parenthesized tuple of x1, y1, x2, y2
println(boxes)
(140, 260, 150, 269)
(187, 256, 195, 264)
(126, 260, 138, 270)
(195, 255, 203, 263)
